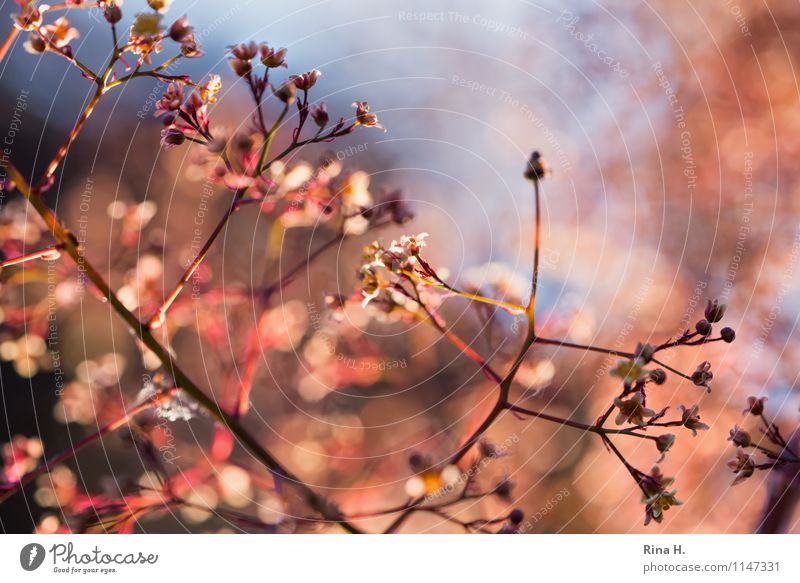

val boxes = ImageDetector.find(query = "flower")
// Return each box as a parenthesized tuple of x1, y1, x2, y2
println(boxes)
(259, 44, 287, 68)
(168, 16, 201, 57)
(200, 74, 222, 104)
(641, 466, 682, 525)
(154, 83, 184, 118)
(310, 102, 329, 128)
(136, 377, 199, 422)
(358, 265, 381, 308)
(41, 17, 80, 49)
(677, 404, 709, 436)
(228, 41, 258, 76)
(147, 0, 173, 13)
(398, 232, 428, 255)
(728, 426, 751, 448)
(1, 435, 43, 483)
(610, 357, 647, 387)
(12, 1, 47, 32)
(613, 391, 655, 426)
(742, 396, 766, 416)
(352, 101, 384, 130)
(23, 33, 46, 54)
(690, 361, 713, 389)
(727, 450, 755, 485)
(129, 13, 164, 61)
(291, 69, 321, 90)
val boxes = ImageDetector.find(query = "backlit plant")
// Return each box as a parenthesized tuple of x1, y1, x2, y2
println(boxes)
(0, 1, 741, 533)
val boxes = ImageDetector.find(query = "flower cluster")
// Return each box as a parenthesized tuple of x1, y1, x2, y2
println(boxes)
(157, 77, 220, 148)
(724, 396, 800, 486)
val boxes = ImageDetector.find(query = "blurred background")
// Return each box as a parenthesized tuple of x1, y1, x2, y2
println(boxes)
(1, 0, 800, 533)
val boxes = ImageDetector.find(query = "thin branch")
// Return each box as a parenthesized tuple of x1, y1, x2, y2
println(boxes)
(0, 245, 63, 269)
(4, 163, 363, 533)
(0, 390, 165, 504)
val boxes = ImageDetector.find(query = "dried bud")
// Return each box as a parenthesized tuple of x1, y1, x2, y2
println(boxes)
(524, 150, 550, 182)
(704, 299, 726, 323)
(728, 426, 751, 448)
(720, 327, 736, 343)
(649, 368, 667, 385)
(742, 396, 766, 416)
(695, 319, 712, 335)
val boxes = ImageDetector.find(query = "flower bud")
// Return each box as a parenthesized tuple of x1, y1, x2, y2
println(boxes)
(656, 433, 676, 454)
(649, 368, 667, 385)
(104, 5, 122, 24)
(524, 150, 549, 182)
(704, 299, 726, 323)
(695, 319, 712, 335)
(508, 509, 524, 525)
(720, 327, 736, 343)
(160, 127, 186, 148)
(168, 16, 193, 42)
